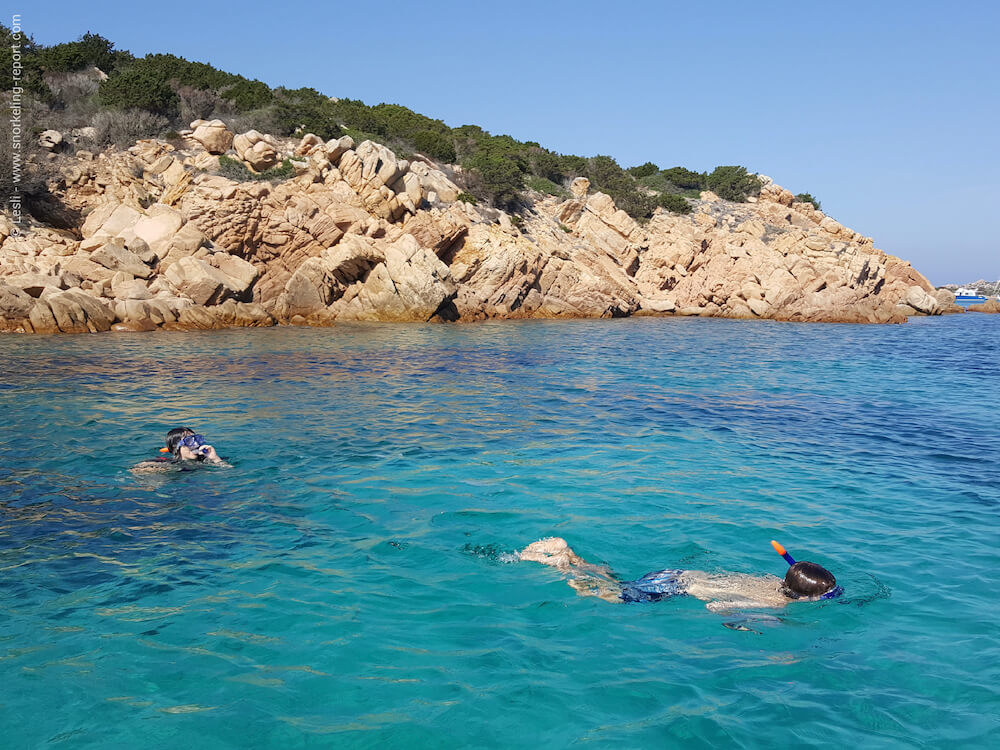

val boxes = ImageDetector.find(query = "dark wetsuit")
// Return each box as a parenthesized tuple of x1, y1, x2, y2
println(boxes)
(619, 569, 686, 603)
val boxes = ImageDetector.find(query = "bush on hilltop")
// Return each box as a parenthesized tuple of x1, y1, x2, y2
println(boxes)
(412, 130, 457, 162)
(99, 67, 179, 117)
(660, 166, 706, 190)
(626, 162, 659, 179)
(795, 192, 821, 210)
(39, 32, 130, 74)
(9, 25, 794, 225)
(705, 165, 762, 202)
(656, 193, 693, 214)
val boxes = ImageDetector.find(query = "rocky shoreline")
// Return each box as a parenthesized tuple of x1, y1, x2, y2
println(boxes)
(0, 120, 963, 334)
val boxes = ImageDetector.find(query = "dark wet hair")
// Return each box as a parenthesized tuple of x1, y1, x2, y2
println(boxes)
(165, 427, 196, 456)
(783, 561, 836, 599)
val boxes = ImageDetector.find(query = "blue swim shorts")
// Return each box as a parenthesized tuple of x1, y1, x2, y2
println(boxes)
(619, 569, 686, 603)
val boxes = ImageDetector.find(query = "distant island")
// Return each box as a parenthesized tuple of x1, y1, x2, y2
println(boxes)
(0, 28, 984, 333)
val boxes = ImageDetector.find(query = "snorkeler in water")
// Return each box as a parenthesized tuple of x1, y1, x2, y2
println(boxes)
(132, 427, 230, 473)
(519, 537, 841, 612)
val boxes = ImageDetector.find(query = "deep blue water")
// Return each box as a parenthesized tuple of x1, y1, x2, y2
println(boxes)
(1, 315, 998, 748)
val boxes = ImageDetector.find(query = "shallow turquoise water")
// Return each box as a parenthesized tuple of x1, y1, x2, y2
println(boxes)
(1, 316, 998, 748)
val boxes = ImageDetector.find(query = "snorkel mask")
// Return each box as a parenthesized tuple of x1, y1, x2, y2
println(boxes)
(771, 540, 843, 600)
(160, 434, 210, 456)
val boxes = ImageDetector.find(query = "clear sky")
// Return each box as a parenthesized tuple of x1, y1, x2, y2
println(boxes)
(25, 0, 999, 285)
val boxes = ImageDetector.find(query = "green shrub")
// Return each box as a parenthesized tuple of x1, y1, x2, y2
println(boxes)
(39, 32, 128, 74)
(0, 24, 52, 99)
(558, 154, 589, 178)
(136, 53, 240, 91)
(585, 155, 658, 220)
(341, 127, 388, 148)
(220, 79, 272, 112)
(656, 193, 692, 214)
(660, 166, 705, 189)
(217, 154, 295, 182)
(466, 148, 524, 208)
(329, 98, 382, 134)
(456, 191, 477, 204)
(371, 103, 450, 141)
(260, 159, 295, 180)
(705, 165, 762, 202)
(794, 192, 821, 210)
(528, 147, 564, 183)
(270, 87, 341, 139)
(217, 154, 252, 181)
(525, 175, 568, 197)
(626, 161, 659, 179)
(99, 67, 178, 116)
(411, 129, 456, 162)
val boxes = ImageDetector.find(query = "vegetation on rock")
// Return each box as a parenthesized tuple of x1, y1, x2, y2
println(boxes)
(795, 192, 821, 210)
(4, 25, 814, 220)
(217, 154, 295, 182)
(705, 166, 763, 202)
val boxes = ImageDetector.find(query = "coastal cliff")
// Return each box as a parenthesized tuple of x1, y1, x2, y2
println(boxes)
(0, 122, 952, 333)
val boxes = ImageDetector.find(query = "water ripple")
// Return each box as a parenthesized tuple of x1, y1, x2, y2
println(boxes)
(1, 316, 998, 747)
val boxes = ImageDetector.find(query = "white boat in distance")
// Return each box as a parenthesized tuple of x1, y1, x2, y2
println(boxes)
(954, 287, 988, 302)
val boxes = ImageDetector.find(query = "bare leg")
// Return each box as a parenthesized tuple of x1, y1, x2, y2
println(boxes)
(521, 537, 623, 602)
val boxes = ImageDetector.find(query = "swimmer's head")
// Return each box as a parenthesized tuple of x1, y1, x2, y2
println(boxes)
(164, 427, 197, 456)
(782, 561, 837, 599)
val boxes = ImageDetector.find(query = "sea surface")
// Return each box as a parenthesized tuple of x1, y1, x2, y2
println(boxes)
(1, 315, 997, 749)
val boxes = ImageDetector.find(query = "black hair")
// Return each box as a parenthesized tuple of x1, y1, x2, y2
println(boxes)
(783, 561, 836, 599)
(165, 427, 196, 457)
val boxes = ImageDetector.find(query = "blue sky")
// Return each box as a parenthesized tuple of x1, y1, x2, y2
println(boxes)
(27, 0, 999, 284)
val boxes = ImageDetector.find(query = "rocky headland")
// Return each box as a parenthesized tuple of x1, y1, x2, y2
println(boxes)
(1, 121, 958, 334)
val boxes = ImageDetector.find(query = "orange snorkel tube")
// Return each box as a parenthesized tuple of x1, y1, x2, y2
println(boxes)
(771, 540, 797, 566)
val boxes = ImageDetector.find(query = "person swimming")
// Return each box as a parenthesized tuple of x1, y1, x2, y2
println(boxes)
(519, 537, 841, 611)
(131, 427, 229, 472)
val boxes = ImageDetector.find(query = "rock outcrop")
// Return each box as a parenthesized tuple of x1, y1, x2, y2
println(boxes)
(190, 119, 234, 155)
(968, 298, 1000, 313)
(0, 127, 951, 334)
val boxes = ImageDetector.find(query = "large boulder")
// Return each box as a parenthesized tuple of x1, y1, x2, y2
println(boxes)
(968, 298, 1000, 314)
(2, 272, 68, 297)
(408, 160, 460, 203)
(90, 238, 153, 279)
(190, 119, 234, 155)
(233, 130, 279, 172)
(82, 203, 143, 239)
(41, 289, 115, 333)
(570, 177, 590, 198)
(208, 253, 258, 294)
(163, 256, 247, 305)
(132, 205, 186, 259)
(330, 234, 456, 322)
(904, 284, 942, 315)
(59, 256, 116, 284)
(39, 130, 63, 151)
(0, 282, 36, 330)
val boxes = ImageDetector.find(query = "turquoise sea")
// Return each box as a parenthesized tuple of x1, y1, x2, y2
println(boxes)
(1, 316, 997, 748)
